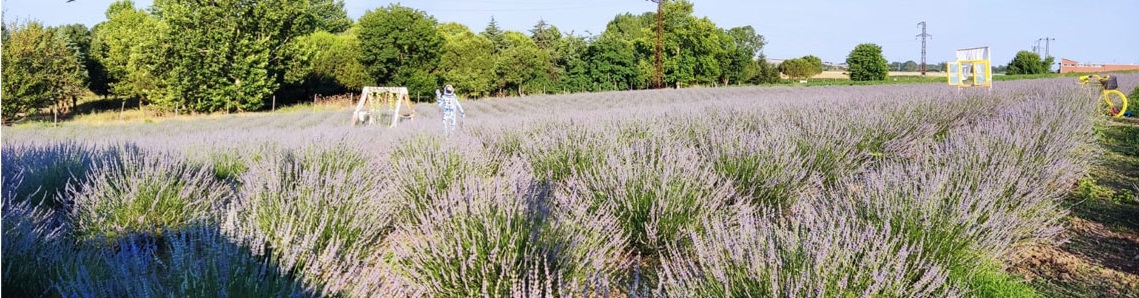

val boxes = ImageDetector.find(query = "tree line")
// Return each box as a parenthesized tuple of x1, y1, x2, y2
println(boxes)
(2, 0, 894, 123)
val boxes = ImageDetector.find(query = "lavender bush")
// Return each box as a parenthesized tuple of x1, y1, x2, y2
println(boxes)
(1, 142, 107, 208)
(1, 75, 1126, 297)
(386, 161, 626, 297)
(54, 226, 312, 297)
(558, 138, 735, 258)
(1, 194, 69, 297)
(69, 147, 230, 244)
(659, 205, 961, 298)
(225, 145, 393, 296)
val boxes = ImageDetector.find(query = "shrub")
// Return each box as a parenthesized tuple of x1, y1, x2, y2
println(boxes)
(659, 206, 961, 297)
(1, 196, 69, 297)
(558, 139, 734, 257)
(54, 226, 311, 297)
(389, 135, 505, 225)
(69, 149, 229, 243)
(226, 145, 391, 296)
(521, 124, 608, 183)
(210, 150, 250, 181)
(1, 142, 107, 209)
(704, 127, 812, 210)
(833, 86, 1093, 295)
(387, 162, 624, 296)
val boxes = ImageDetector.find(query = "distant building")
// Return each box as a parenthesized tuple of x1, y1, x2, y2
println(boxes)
(1059, 58, 1139, 73)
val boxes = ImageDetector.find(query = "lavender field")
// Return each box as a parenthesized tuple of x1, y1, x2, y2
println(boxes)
(3, 76, 1133, 297)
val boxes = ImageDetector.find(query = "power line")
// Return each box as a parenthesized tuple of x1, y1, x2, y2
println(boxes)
(916, 21, 931, 77)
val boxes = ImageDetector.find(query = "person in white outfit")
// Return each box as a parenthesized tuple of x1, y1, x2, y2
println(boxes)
(435, 84, 465, 133)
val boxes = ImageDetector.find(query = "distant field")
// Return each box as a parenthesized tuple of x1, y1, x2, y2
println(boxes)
(809, 70, 941, 79)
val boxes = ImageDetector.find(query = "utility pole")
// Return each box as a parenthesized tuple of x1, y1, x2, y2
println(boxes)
(916, 21, 932, 77)
(1040, 37, 1055, 58)
(648, 0, 664, 89)
(1033, 39, 1043, 56)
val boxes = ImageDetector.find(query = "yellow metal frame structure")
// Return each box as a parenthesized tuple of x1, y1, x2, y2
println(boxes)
(947, 47, 992, 88)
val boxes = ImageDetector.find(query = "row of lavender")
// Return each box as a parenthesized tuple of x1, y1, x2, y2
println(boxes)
(3, 77, 1117, 297)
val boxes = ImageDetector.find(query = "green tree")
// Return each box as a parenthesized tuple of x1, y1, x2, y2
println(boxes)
(358, 4, 443, 97)
(748, 56, 781, 84)
(529, 19, 565, 92)
(2, 21, 86, 123)
(585, 36, 645, 91)
(801, 55, 823, 75)
(529, 19, 561, 52)
(660, 0, 726, 87)
(721, 26, 766, 85)
(437, 22, 496, 97)
(598, 12, 654, 89)
(286, 30, 367, 96)
(310, 0, 352, 33)
(84, 24, 112, 97)
(52, 24, 95, 112)
(1006, 51, 1049, 75)
(778, 58, 815, 80)
(494, 31, 550, 96)
(553, 33, 590, 93)
(155, 0, 321, 112)
(95, 0, 166, 107)
(481, 17, 506, 53)
(902, 60, 919, 72)
(846, 43, 888, 81)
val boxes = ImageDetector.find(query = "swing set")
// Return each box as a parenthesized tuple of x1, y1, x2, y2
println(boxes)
(351, 87, 416, 127)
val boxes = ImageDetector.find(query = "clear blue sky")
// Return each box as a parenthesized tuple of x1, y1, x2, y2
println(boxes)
(5, 0, 1137, 66)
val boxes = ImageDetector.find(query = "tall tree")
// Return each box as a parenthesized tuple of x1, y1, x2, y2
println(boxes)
(358, 4, 443, 97)
(2, 21, 86, 124)
(494, 31, 550, 96)
(94, 0, 166, 107)
(598, 12, 654, 89)
(846, 43, 888, 81)
(85, 24, 112, 97)
(659, 1, 725, 87)
(310, 0, 352, 33)
(721, 26, 766, 85)
(481, 17, 506, 53)
(437, 22, 496, 97)
(554, 33, 591, 93)
(586, 36, 644, 91)
(529, 19, 565, 93)
(155, 0, 321, 112)
(286, 30, 367, 96)
(52, 24, 94, 112)
(529, 19, 561, 51)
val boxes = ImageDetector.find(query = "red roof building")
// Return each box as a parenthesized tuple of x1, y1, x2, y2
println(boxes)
(1059, 58, 1139, 73)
